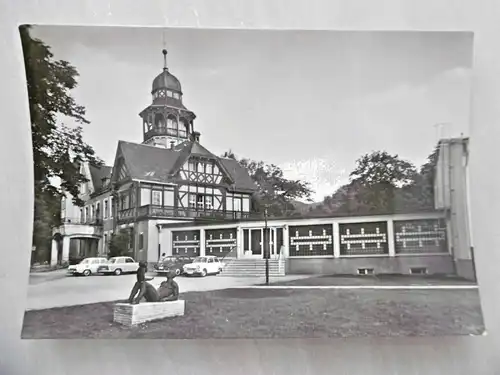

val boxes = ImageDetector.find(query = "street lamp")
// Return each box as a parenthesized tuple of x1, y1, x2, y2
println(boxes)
(264, 205, 269, 286)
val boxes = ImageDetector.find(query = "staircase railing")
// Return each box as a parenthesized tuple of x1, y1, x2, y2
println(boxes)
(220, 246, 238, 271)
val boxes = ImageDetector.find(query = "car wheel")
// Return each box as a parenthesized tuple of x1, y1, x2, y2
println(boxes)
(83, 269, 91, 277)
(175, 268, 181, 276)
(114, 268, 122, 276)
(201, 269, 207, 277)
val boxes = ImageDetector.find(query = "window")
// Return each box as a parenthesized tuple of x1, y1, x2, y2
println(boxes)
(91, 259, 100, 264)
(206, 163, 213, 174)
(154, 113, 166, 131)
(208, 258, 214, 263)
(189, 194, 197, 209)
(167, 116, 177, 135)
(197, 163, 204, 173)
(233, 197, 242, 212)
(152, 191, 162, 206)
(205, 195, 213, 210)
(188, 161, 196, 171)
(104, 199, 108, 219)
(196, 194, 204, 209)
(179, 119, 188, 138)
(110, 197, 114, 218)
(85, 207, 89, 221)
(125, 258, 134, 263)
(103, 233, 108, 253)
(167, 90, 173, 97)
(139, 233, 144, 250)
(173, 92, 180, 99)
(96, 202, 101, 218)
(129, 229, 135, 250)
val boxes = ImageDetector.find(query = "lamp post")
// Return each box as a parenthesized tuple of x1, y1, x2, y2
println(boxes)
(264, 205, 269, 286)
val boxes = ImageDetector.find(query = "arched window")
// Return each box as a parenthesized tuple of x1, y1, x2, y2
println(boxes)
(167, 116, 177, 136)
(179, 119, 188, 138)
(154, 113, 166, 132)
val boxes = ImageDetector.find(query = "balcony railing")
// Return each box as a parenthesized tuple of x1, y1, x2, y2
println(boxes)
(117, 205, 255, 222)
(61, 217, 104, 226)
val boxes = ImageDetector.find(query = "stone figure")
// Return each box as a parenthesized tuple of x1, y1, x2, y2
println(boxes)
(127, 265, 179, 304)
(127, 261, 152, 304)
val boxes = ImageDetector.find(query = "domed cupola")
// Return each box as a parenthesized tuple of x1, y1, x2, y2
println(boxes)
(139, 48, 197, 149)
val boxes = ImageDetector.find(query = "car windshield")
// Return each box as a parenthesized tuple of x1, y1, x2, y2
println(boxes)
(79, 259, 90, 264)
(193, 257, 207, 263)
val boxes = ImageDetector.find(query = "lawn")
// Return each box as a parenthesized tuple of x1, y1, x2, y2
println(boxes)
(21, 287, 485, 339)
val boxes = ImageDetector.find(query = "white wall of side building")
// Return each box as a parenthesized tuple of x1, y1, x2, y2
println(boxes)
(434, 138, 475, 279)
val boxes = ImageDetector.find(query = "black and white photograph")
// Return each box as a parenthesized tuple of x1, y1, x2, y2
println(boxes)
(20, 25, 484, 339)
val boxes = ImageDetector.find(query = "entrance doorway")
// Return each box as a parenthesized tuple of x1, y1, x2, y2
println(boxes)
(243, 227, 284, 258)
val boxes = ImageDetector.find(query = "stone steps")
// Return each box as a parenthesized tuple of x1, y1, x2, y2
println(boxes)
(220, 259, 285, 277)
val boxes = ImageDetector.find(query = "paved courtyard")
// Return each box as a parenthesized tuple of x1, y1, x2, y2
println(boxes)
(25, 270, 309, 310)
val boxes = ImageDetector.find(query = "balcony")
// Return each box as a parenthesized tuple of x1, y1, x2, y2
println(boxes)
(117, 205, 255, 223)
(53, 217, 104, 237)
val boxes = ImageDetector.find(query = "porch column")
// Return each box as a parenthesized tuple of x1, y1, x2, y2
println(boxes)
(237, 226, 244, 258)
(332, 222, 340, 258)
(387, 219, 396, 257)
(200, 228, 206, 256)
(62, 236, 71, 263)
(157, 227, 162, 260)
(50, 239, 58, 266)
(282, 225, 290, 258)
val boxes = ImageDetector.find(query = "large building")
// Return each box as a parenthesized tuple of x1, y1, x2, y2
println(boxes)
(51, 50, 476, 281)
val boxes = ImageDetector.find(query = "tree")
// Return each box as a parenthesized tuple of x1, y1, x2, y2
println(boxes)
(348, 151, 418, 213)
(310, 147, 440, 216)
(107, 229, 132, 258)
(399, 145, 439, 210)
(21, 25, 102, 263)
(21, 25, 102, 205)
(222, 150, 314, 217)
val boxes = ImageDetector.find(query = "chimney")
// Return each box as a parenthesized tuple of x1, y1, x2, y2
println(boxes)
(192, 131, 201, 143)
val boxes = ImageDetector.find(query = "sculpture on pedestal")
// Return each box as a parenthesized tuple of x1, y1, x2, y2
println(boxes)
(127, 262, 179, 304)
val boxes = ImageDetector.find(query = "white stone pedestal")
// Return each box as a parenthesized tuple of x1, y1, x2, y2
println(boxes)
(113, 300, 185, 326)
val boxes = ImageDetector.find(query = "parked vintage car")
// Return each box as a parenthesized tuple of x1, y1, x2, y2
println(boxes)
(67, 257, 109, 276)
(97, 256, 140, 276)
(183, 255, 224, 277)
(154, 256, 193, 276)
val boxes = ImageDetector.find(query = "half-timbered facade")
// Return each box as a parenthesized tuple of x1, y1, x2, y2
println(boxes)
(51, 49, 474, 280)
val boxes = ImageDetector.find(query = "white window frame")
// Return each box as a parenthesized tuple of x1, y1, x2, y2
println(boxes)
(152, 190, 162, 206)
(103, 199, 109, 219)
(205, 195, 214, 210)
(188, 194, 197, 209)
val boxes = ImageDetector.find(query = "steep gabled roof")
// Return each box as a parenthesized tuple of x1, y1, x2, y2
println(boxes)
(112, 140, 258, 192)
(219, 158, 257, 192)
(88, 164, 112, 192)
(117, 141, 179, 183)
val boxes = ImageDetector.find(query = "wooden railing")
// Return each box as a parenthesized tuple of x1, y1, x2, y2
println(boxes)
(117, 205, 256, 222)
(61, 217, 103, 226)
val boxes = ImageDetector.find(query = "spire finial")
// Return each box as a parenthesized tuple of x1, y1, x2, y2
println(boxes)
(162, 49, 168, 71)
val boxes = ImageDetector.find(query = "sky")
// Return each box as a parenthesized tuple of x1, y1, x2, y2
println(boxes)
(29, 26, 473, 202)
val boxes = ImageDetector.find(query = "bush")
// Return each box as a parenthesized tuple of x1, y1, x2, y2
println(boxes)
(108, 229, 132, 258)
